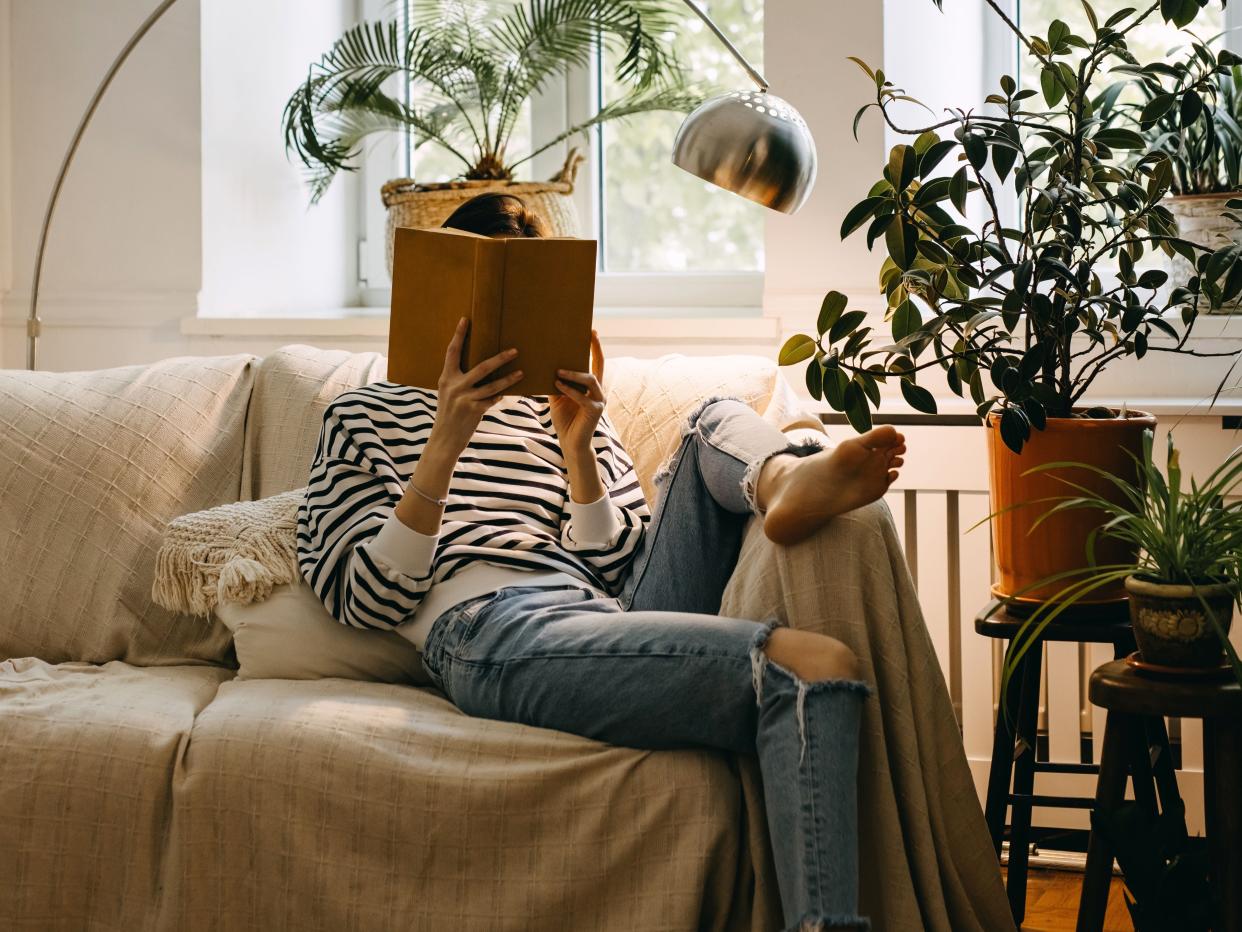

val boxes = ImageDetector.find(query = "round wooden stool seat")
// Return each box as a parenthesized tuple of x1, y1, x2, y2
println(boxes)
(1089, 660, 1242, 719)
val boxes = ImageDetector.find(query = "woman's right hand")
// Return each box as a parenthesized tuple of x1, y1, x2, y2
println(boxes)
(427, 317, 522, 458)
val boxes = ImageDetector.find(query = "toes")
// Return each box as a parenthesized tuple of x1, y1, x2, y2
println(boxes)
(862, 425, 903, 450)
(861, 425, 898, 445)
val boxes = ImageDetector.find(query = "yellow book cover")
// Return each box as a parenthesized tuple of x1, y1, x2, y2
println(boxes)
(387, 227, 596, 395)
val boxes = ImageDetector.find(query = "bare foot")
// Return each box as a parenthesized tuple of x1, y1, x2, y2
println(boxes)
(762, 426, 906, 545)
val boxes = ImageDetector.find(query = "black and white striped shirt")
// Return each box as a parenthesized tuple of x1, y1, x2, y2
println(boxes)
(297, 381, 650, 635)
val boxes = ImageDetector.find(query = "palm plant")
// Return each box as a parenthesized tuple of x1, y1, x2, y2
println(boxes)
(284, 0, 702, 202)
(999, 429, 1242, 691)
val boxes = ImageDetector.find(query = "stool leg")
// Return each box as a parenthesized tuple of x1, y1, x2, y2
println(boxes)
(1145, 716, 1187, 844)
(984, 640, 1023, 856)
(1077, 712, 1133, 932)
(1007, 642, 1043, 926)
(1205, 718, 1242, 932)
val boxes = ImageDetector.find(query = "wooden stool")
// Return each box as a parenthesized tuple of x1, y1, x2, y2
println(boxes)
(975, 602, 1137, 926)
(1078, 661, 1242, 932)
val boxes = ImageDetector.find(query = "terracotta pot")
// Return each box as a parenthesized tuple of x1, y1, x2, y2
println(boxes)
(986, 409, 1156, 609)
(1126, 575, 1236, 669)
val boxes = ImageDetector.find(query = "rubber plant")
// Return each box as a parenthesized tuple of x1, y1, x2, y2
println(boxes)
(284, 0, 701, 202)
(778, 0, 1242, 453)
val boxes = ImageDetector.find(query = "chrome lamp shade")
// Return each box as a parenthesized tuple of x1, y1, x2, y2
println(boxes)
(672, 90, 817, 215)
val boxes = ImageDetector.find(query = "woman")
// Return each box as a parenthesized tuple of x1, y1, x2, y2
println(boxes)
(298, 193, 906, 932)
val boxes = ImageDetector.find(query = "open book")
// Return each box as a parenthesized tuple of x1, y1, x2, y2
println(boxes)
(387, 226, 597, 395)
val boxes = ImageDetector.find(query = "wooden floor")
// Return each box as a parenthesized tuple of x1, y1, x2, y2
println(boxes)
(1009, 869, 1133, 932)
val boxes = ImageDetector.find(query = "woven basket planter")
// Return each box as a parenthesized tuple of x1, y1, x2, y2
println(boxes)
(1163, 191, 1242, 314)
(380, 149, 584, 274)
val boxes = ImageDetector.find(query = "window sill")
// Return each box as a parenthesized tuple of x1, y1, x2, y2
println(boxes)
(180, 308, 778, 344)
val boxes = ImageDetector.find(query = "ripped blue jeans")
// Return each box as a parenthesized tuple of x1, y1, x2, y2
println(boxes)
(420, 399, 871, 932)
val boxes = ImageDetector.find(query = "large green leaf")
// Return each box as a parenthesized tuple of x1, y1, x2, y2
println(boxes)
(891, 299, 922, 341)
(778, 333, 817, 366)
(818, 291, 849, 334)
(829, 310, 868, 345)
(1041, 66, 1065, 107)
(886, 217, 918, 270)
(900, 379, 937, 414)
(840, 196, 887, 239)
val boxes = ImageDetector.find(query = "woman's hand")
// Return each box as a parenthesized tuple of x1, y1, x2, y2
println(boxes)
(427, 317, 523, 458)
(550, 330, 606, 458)
(397, 318, 522, 536)
(552, 331, 608, 503)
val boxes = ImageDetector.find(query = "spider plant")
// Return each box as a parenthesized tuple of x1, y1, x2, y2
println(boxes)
(1127, 46, 1242, 196)
(998, 429, 1242, 692)
(284, 0, 702, 202)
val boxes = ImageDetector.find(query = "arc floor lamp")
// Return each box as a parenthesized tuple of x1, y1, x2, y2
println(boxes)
(24, 0, 816, 371)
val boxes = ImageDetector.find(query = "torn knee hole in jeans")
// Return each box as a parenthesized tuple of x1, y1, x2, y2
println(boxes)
(653, 395, 743, 489)
(749, 620, 871, 765)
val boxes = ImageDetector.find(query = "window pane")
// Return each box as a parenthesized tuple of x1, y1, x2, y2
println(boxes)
(1018, 0, 1223, 97)
(405, 0, 531, 184)
(599, 0, 764, 273)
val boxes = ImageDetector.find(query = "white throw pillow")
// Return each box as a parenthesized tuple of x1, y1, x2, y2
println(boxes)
(216, 581, 432, 685)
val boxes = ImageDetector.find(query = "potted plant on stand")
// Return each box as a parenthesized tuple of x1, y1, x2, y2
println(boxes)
(1003, 430, 1241, 687)
(779, 0, 1242, 611)
(1127, 48, 1242, 312)
(282, 0, 700, 271)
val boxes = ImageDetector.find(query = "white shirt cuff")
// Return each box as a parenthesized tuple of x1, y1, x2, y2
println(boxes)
(369, 512, 438, 578)
(565, 494, 621, 547)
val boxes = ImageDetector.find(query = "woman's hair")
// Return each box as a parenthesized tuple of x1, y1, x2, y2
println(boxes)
(441, 193, 550, 238)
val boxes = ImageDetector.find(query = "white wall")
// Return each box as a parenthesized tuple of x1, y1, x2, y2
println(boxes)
(882, 0, 989, 150)
(2, 0, 201, 370)
(763, 0, 885, 327)
(200, 0, 358, 316)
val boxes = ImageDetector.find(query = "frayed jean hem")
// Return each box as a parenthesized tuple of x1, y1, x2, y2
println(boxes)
(786, 914, 871, 931)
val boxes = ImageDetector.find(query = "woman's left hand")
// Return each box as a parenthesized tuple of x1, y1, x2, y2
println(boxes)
(551, 330, 606, 460)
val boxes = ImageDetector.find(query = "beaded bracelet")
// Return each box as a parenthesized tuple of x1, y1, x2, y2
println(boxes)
(409, 483, 448, 507)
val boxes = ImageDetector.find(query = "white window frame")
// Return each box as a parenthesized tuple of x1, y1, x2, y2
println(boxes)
(355, 0, 764, 315)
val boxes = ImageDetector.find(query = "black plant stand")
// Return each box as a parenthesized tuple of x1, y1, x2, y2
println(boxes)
(974, 601, 1139, 926)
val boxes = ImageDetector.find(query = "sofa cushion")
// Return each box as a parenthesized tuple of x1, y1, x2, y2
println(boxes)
(0, 658, 232, 930)
(0, 354, 255, 664)
(241, 344, 386, 500)
(217, 581, 432, 685)
(161, 676, 779, 931)
(604, 353, 807, 502)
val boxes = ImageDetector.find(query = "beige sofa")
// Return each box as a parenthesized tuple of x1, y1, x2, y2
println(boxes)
(0, 345, 1012, 932)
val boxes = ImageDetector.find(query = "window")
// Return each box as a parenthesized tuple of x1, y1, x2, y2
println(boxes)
(1017, 0, 1224, 95)
(597, 0, 763, 273)
(359, 0, 765, 309)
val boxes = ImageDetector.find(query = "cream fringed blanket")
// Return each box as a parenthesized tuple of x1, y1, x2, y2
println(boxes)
(151, 489, 306, 616)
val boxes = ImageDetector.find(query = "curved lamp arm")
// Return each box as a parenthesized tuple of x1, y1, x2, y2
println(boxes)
(678, 0, 768, 91)
(24, 0, 762, 370)
(26, 0, 184, 370)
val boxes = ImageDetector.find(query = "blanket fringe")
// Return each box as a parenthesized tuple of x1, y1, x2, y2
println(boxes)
(151, 488, 305, 616)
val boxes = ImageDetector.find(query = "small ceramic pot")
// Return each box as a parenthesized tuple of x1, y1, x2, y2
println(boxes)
(1125, 575, 1236, 669)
